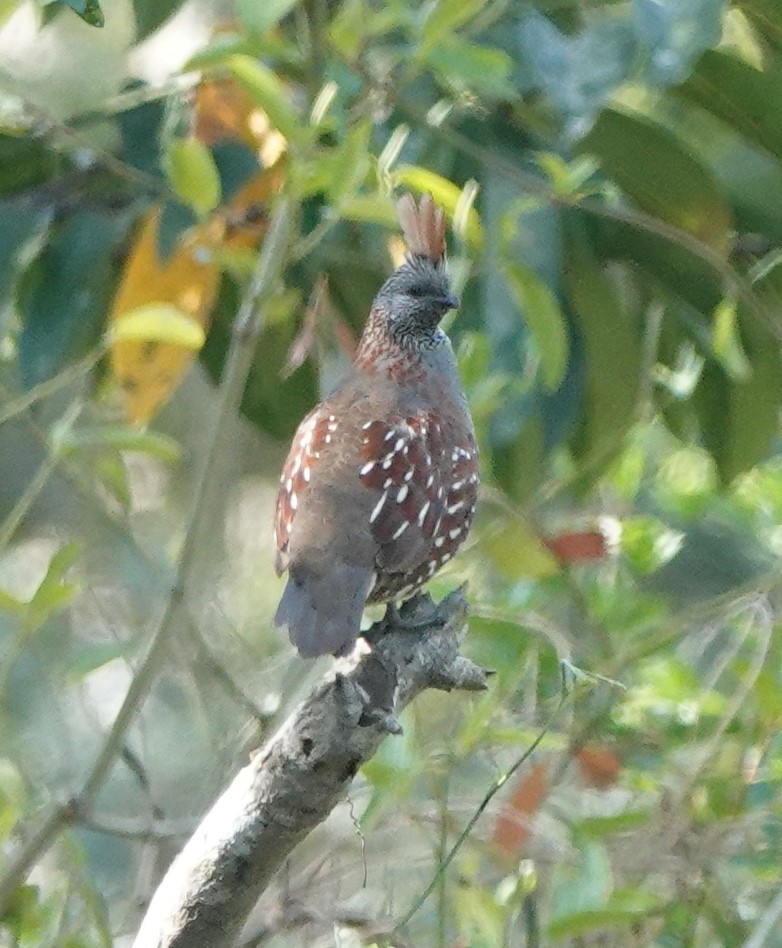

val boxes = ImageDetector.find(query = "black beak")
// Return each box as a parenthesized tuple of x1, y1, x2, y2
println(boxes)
(443, 292, 460, 310)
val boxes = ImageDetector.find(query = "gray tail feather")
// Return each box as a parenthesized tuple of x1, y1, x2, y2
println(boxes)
(274, 564, 373, 658)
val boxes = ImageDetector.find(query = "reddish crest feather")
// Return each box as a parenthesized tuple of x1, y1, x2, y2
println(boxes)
(396, 192, 446, 265)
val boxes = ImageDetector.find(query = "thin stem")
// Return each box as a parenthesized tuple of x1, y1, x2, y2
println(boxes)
(0, 347, 102, 428)
(0, 195, 293, 914)
(0, 805, 73, 910)
(0, 400, 83, 548)
(743, 885, 782, 948)
(80, 195, 292, 812)
(390, 693, 567, 937)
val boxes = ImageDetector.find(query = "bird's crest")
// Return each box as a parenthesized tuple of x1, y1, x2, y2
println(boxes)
(396, 192, 446, 266)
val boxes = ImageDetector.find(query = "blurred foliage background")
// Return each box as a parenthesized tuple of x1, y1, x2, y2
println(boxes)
(1, 0, 782, 944)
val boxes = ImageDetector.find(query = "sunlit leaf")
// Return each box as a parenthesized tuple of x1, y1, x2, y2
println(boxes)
(163, 138, 222, 218)
(109, 304, 207, 350)
(108, 210, 220, 425)
(712, 298, 751, 381)
(621, 516, 684, 573)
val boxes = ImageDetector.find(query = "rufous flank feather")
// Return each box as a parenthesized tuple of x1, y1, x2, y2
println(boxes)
(396, 192, 446, 265)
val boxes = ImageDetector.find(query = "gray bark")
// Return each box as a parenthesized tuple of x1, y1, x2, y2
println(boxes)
(132, 590, 488, 947)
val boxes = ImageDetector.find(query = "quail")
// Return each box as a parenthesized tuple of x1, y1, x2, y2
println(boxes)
(274, 193, 478, 657)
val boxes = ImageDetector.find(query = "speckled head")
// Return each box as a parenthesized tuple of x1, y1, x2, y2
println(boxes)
(372, 193, 459, 349)
(373, 254, 459, 346)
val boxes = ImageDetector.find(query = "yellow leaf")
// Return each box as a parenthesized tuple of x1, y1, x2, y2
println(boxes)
(109, 209, 220, 426)
(109, 304, 206, 349)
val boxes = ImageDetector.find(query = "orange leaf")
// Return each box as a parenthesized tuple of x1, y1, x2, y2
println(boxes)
(196, 79, 259, 149)
(544, 530, 610, 563)
(220, 161, 285, 252)
(575, 744, 621, 790)
(195, 78, 287, 166)
(109, 210, 220, 425)
(492, 761, 550, 860)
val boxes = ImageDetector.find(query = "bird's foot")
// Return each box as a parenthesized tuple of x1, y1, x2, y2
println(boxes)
(384, 594, 445, 632)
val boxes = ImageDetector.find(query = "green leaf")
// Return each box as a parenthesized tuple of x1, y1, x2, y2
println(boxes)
(26, 542, 82, 628)
(0, 758, 25, 841)
(678, 49, 782, 161)
(420, 0, 485, 54)
(0, 134, 58, 197)
(621, 516, 685, 573)
(549, 888, 664, 938)
(504, 262, 568, 391)
(108, 304, 206, 349)
(426, 38, 514, 100)
(583, 207, 723, 317)
(132, 0, 180, 40)
(565, 224, 642, 476)
(579, 108, 733, 253)
(723, 265, 782, 479)
(68, 640, 132, 678)
(339, 195, 397, 226)
(482, 518, 561, 582)
(236, 0, 298, 34)
(325, 120, 371, 204)
(741, 0, 782, 51)
(711, 298, 751, 381)
(550, 839, 613, 923)
(56, 425, 181, 463)
(227, 54, 303, 143)
(163, 138, 221, 218)
(18, 208, 131, 388)
(200, 278, 317, 440)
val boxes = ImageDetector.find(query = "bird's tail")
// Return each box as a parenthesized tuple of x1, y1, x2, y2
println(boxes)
(274, 563, 374, 658)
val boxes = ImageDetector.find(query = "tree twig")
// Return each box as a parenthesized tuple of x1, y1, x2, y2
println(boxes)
(0, 195, 294, 916)
(132, 591, 491, 948)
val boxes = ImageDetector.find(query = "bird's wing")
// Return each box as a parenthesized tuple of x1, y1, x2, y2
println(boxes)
(358, 413, 477, 578)
(273, 404, 329, 575)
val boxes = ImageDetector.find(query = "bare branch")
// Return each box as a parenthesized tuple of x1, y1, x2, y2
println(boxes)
(132, 590, 490, 948)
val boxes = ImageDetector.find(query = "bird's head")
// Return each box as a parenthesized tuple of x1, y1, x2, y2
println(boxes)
(372, 193, 459, 348)
(374, 254, 459, 346)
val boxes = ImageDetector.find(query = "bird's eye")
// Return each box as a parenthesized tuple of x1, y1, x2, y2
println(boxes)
(408, 285, 426, 298)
